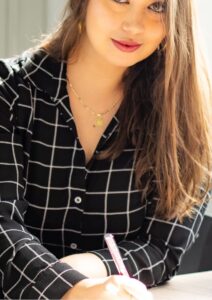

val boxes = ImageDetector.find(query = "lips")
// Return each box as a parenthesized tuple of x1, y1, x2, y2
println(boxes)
(112, 39, 142, 53)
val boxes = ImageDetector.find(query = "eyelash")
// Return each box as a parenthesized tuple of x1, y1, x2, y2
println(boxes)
(112, 0, 167, 14)
(149, 2, 166, 13)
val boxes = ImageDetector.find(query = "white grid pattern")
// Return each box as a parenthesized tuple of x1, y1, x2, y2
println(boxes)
(0, 49, 209, 299)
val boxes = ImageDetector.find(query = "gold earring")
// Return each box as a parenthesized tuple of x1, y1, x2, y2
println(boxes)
(157, 42, 166, 52)
(78, 22, 82, 35)
(158, 38, 167, 51)
(157, 44, 162, 52)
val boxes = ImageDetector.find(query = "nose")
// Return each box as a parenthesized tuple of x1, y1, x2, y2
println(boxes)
(121, 9, 145, 36)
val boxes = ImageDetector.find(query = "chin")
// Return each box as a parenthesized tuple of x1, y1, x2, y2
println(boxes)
(107, 55, 147, 68)
(113, 60, 143, 68)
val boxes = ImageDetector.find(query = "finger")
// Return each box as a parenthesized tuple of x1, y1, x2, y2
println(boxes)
(105, 282, 120, 295)
(105, 276, 134, 299)
(108, 275, 147, 292)
(107, 275, 152, 300)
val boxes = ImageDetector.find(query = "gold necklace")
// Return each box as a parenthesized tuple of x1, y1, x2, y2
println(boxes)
(67, 79, 121, 128)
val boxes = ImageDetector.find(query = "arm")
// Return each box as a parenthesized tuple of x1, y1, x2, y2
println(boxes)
(0, 59, 87, 299)
(60, 252, 108, 278)
(58, 187, 209, 286)
(88, 191, 209, 287)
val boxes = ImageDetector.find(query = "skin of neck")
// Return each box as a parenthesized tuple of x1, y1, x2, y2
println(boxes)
(67, 34, 126, 108)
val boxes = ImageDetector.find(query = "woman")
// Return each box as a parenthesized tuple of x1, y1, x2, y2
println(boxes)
(0, 0, 211, 299)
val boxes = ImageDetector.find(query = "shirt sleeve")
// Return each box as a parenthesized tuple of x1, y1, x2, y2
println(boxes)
(0, 60, 87, 299)
(90, 190, 209, 287)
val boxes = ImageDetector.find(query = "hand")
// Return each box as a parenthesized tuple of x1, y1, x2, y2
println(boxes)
(61, 275, 153, 300)
(60, 253, 107, 278)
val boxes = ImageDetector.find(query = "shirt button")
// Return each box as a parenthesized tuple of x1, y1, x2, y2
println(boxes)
(74, 196, 82, 204)
(70, 243, 78, 250)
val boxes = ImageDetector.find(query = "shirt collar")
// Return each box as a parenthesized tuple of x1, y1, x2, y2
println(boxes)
(18, 48, 67, 101)
(18, 48, 120, 141)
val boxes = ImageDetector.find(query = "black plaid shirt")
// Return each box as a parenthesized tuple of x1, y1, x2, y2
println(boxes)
(0, 49, 209, 299)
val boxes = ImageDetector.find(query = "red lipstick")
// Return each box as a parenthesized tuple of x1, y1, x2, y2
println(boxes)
(112, 39, 141, 53)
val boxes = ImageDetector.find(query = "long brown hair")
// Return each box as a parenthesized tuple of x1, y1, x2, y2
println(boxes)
(41, 0, 212, 220)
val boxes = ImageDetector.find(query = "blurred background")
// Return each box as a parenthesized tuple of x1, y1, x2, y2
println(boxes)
(0, 0, 211, 274)
(0, 0, 66, 57)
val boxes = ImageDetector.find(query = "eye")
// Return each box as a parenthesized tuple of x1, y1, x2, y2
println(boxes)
(148, 1, 166, 14)
(112, 0, 130, 4)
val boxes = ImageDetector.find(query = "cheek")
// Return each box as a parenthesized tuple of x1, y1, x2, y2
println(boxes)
(144, 14, 166, 43)
(148, 24, 166, 45)
(86, 1, 108, 28)
(85, 0, 118, 38)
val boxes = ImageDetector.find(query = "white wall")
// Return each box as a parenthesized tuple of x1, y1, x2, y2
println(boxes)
(195, 0, 212, 72)
(0, 0, 66, 58)
(46, 0, 67, 32)
(194, 0, 212, 216)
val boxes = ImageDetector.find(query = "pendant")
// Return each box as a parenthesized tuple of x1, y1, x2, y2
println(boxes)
(94, 114, 104, 127)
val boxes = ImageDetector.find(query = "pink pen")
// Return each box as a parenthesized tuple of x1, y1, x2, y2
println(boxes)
(104, 233, 130, 277)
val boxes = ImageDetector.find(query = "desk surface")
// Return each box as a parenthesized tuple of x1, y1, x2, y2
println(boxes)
(150, 271, 212, 300)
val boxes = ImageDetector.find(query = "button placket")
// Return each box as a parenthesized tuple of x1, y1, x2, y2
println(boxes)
(70, 243, 77, 249)
(74, 196, 82, 204)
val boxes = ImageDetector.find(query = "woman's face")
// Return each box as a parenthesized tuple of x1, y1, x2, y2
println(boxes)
(80, 0, 167, 68)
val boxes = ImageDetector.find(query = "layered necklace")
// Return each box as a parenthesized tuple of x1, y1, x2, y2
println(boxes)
(67, 79, 121, 128)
